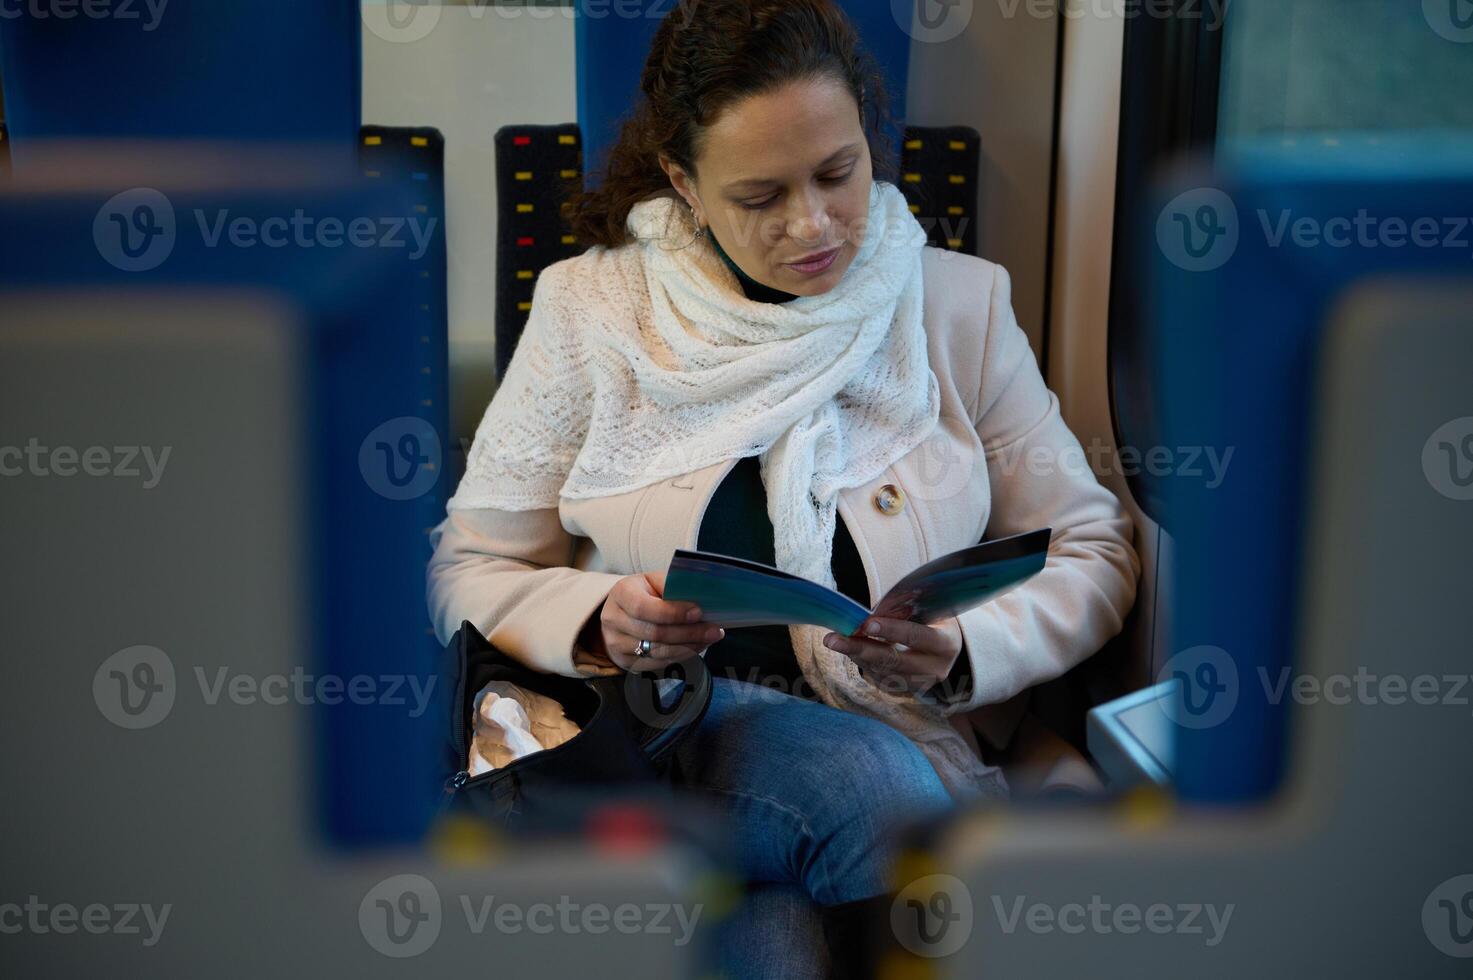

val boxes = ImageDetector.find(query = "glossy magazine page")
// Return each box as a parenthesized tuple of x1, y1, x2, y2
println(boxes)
(662, 528, 1052, 636)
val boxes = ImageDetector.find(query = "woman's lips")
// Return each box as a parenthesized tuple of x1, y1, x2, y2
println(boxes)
(786, 247, 841, 275)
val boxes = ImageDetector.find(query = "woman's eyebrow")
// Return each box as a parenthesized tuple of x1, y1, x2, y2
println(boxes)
(723, 142, 863, 193)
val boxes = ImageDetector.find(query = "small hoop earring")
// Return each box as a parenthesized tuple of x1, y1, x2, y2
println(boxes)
(660, 202, 707, 252)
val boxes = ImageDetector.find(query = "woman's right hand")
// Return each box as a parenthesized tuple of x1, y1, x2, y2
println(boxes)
(600, 571, 724, 672)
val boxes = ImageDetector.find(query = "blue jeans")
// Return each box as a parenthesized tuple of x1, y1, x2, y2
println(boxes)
(668, 678, 954, 977)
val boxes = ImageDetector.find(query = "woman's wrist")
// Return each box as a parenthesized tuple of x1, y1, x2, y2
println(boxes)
(576, 600, 610, 660)
(926, 620, 972, 703)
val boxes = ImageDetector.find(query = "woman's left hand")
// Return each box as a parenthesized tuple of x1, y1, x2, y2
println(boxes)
(822, 617, 964, 694)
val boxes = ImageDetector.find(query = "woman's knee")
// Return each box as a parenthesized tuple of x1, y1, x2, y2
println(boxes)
(818, 713, 953, 821)
(795, 715, 954, 905)
(674, 682, 955, 904)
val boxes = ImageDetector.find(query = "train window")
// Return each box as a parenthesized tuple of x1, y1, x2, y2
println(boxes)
(1217, 1, 1473, 145)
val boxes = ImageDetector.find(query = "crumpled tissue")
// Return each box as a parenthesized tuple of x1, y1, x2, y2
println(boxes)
(468, 681, 582, 776)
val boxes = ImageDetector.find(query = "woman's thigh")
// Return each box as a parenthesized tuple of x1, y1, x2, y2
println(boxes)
(669, 678, 954, 905)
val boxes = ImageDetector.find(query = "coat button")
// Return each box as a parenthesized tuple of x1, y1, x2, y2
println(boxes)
(874, 484, 906, 516)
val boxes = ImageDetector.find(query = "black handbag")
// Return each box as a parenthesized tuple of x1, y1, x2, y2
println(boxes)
(437, 620, 713, 826)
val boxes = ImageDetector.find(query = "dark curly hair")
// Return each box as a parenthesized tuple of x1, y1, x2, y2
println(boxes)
(566, 0, 899, 250)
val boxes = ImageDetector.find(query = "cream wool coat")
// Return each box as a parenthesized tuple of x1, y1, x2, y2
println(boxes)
(427, 246, 1139, 754)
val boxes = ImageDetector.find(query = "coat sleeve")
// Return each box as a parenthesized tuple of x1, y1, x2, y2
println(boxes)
(922, 264, 1140, 716)
(426, 508, 624, 678)
(425, 259, 624, 678)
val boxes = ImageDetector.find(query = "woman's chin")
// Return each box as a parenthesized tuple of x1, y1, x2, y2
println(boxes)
(781, 279, 831, 297)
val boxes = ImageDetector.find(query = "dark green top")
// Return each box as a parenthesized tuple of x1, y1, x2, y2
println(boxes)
(707, 225, 803, 304)
(697, 455, 870, 698)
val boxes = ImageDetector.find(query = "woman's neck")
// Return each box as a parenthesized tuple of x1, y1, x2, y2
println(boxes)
(707, 226, 801, 304)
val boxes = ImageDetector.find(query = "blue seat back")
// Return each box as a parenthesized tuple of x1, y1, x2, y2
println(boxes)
(576, 0, 912, 183)
(0, 154, 447, 846)
(1146, 138, 1473, 802)
(0, 1, 359, 145)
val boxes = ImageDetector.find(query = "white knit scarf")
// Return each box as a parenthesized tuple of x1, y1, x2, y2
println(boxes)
(453, 180, 1006, 802)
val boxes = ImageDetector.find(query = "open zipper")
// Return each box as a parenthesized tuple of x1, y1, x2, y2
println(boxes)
(439, 680, 614, 818)
(438, 660, 714, 820)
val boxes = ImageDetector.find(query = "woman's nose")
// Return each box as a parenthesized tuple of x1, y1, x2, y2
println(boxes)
(786, 199, 831, 244)
(789, 212, 836, 244)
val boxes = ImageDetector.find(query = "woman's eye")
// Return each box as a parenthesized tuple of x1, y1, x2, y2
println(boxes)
(740, 171, 853, 210)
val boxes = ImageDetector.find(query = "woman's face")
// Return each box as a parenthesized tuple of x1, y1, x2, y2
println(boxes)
(661, 75, 874, 297)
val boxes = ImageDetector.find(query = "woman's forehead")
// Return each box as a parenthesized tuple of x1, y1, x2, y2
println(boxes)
(699, 82, 865, 183)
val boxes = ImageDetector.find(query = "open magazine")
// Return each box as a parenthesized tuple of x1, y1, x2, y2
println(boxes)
(662, 527, 1051, 637)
